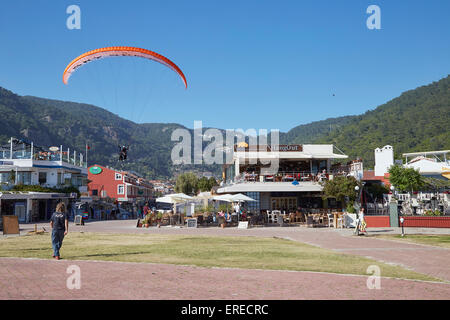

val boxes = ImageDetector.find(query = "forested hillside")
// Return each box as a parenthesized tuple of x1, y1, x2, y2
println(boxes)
(1, 75, 448, 177)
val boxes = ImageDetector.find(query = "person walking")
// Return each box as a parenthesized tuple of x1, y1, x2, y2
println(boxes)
(143, 203, 149, 219)
(359, 207, 367, 234)
(50, 202, 69, 260)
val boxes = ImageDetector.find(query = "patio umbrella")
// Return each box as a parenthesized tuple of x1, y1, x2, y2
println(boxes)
(167, 193, 193, 201)
(230, 193, 257, 221)
(194, 192, 213, 207)
(212, 194, 234, 202)
(230, 193, 257, 202)
(212, 194, 234, 214)
(156, 193, 193, 224)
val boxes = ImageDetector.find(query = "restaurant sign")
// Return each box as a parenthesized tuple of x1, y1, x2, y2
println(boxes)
(235, 144, 303, 152)
(270, 145, 302, 152)
(89, 166, 103, 175)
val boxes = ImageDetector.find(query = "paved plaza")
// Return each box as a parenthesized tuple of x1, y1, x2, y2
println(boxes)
(1, 220, 449, 299)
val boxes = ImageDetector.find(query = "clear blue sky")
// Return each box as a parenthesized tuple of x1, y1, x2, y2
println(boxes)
(0, 0, 449, 132)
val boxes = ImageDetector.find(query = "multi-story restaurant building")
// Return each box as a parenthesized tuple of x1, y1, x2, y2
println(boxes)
(88, 165, 153, 204)
(0, 138, 88, 222)
(218, 144, 350, 212)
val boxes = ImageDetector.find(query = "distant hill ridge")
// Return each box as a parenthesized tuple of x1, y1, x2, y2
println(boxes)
(0, 75, 449, 178)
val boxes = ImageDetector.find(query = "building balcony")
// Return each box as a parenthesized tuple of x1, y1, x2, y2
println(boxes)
(234, 170, 349, 184)
(218, 169, 351, 194)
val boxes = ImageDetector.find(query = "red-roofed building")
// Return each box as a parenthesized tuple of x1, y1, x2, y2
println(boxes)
(362, 170, 391, 187)
(87, 164, 153, 203)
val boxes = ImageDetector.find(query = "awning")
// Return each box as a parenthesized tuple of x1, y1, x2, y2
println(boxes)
(217, 182, 323, 193)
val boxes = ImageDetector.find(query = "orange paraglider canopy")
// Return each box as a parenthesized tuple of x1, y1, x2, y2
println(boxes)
(62, 46, 187, 88)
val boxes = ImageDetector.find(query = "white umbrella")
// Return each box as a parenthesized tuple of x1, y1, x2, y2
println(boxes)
(156, 193, 193, 224)
(212, 194, 234, 202)
(231, 193, 257, 202)
(167, 193, 193, 201)
(194, 192, 213, 207)
(156, 196, 180, 204)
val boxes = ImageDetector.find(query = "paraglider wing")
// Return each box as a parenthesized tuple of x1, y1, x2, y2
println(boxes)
(62, 46, 187, 88)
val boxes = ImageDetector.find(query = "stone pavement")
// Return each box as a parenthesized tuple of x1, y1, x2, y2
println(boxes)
(17, 220, 450, 281)
(1, 257, 449, 300)
(1, 220, 449, 299)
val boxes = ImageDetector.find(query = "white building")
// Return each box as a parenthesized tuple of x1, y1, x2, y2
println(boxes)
(0, 138, 88, 223)
(403, 150, 450, 179)
(374, 145, 394, 177)
(218, 144, 349, 212)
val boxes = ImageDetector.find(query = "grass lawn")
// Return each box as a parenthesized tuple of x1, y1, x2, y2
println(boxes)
(372, 234, 450, 249)
(0, 232, 441, 282)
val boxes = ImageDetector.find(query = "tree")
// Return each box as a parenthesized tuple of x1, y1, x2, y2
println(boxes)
(321, 176, 360, 208)
(388, 165, 424, 193)
(175, 172, 198, 195)
(208, 177, 218, 189)
(367, 183, 389, 200)
(423, 177, 450, 191)
(197, 177, 210, 192)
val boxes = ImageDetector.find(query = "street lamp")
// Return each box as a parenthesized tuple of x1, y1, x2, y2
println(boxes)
(400, 217, 405, 237)
(354, 185, 360, 236)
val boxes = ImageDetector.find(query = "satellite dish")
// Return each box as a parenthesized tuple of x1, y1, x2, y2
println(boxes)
(49, 146, 59, 152)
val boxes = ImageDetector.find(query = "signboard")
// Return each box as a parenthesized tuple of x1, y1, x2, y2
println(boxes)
(74, 215, 84, 226)
(89, 166, 103, 175)
(64, 173, 72, 179)
(0, 161, 14, 166)
(49, 146, 59, 152)
(2, 215, 20, 235)
(234, 144, 303, 152)
(238, 221, 249, 229)
(186, 218, 197, 228)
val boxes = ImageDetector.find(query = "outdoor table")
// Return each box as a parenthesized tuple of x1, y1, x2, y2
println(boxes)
(333, 212, 339, 228)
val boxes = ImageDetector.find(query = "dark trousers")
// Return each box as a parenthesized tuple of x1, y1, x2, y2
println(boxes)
(51, 229, 65, 257)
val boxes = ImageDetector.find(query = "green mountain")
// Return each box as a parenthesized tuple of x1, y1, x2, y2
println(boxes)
(305, 75, 450, 167)
(0, 88, 218, 179)
(1, 75, 449, 177)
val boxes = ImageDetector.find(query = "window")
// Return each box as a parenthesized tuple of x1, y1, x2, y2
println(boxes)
(91, 190, 98, 196)
(38, 172, 47, 184)
(0, 172, 11, 183)
(117, 184, 125, 195)
(115, 173, 122, 180)
(271, 197, 297, 211)
(17, 172, 31, 185)
(246, 192, 260, 212)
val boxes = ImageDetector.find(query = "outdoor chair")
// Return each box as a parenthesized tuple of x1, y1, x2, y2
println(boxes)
(204, 214, 213, 225)
(337, 215, 344, 228)
(327, 213, 334, 227)
(306, 215, 315, 228)
(254, 213, 264, 225)
(266, 211, 273, 223)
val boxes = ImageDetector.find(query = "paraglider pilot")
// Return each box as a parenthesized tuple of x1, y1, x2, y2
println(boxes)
(118, 145, 129, 161)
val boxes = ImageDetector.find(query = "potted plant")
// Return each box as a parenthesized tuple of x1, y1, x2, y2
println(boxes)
(156, 212, 163, 227)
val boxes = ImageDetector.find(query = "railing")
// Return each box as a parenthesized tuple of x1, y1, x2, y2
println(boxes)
(0, 151, 11, 160)
(233, 170, 348, 183)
